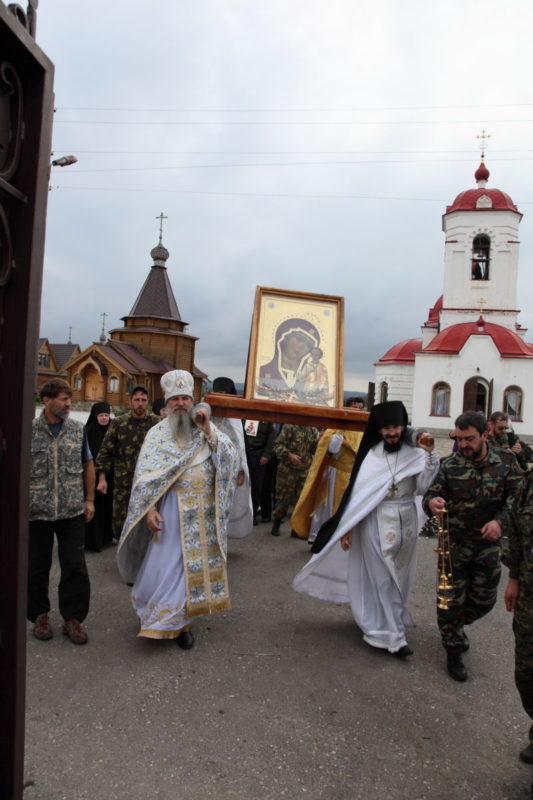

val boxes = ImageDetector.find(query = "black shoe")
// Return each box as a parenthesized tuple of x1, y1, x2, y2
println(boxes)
(271, 519, 281, 536)
(394, 645, 414, 658)
(261, 516, 271, 523)
(176, 630, 194, 650)
(520, 744, 533, 764)
(290, 529, 299, 539)
(447, 652, 467, 682)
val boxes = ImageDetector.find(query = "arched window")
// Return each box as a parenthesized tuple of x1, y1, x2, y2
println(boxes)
(471, 234, 490, 280)
(109, 375, 119, 393)
(380, 382, 388, 403)
(73, 373, 81, 390)
(503, 386, 523, 421)
(431, 382, 450, 416)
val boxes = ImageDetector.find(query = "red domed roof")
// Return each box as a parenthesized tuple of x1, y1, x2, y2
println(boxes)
(375, 338, 422, 365)
(423, 322, 533, 358)
(446, 188, 518, 214)
(425, 295, 443, 327)
(474, 161, 490, 182)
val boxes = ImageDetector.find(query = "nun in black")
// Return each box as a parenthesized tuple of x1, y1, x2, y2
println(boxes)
(84, 402, 114, 551)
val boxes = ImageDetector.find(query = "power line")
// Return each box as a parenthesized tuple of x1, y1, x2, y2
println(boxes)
(50, 185, 533, 203)
(51, 148, 533, 156)
(52, 118, 533, 126)
(54, 102, 533, 113)
(67, 156, 533, 174)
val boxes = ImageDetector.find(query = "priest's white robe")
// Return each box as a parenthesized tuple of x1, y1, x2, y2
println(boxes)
(293, 442, 439, 652)
(117, 420, 238, 639)
(212, 416, 253, 539)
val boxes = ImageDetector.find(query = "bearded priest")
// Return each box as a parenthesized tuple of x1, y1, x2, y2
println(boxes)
(117, 370, 238, 649)
(293, 401, 439, 657)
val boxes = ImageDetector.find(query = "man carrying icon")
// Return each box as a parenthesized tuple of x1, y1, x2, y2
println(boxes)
(117, 370, 238, 649)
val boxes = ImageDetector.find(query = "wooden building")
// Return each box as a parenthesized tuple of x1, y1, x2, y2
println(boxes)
(61, 236, 206, 406)
(36, 339, 80, 390)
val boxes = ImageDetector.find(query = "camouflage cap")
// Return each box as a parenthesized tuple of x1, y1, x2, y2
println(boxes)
(161, 369, 194, 401)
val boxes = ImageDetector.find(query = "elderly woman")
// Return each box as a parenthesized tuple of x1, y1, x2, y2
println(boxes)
(84, 402, 113, 551)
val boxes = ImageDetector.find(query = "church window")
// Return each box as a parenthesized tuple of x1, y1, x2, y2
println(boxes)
(431, 382, 450, 416)
(37, 353, 49, 367)
(503, 386, 523, 421)
(109, 375, 119, 392)
(471, 234, 490, 280)
(380, 382, 388, 403)
(73, 373, 81, 389)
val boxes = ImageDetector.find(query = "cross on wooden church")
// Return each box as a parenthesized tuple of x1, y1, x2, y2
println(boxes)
(156, 211, 168, 243)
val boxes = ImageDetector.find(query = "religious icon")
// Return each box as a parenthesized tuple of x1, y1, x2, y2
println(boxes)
(245, 287, 344, 407)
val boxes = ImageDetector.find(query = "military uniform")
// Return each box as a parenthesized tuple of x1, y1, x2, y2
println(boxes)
(28, 413, 91, 624)
(507, 472, 533, 751)
(423, 446, 523, 651)
(95, 413, 159, 540)
(272, 425, 318, 523)
(488, 431, 533, 472)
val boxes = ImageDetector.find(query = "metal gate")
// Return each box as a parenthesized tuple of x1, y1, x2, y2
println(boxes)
(0, 4, 54, 798)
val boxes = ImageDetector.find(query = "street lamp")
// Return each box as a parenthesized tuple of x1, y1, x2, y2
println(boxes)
(51, 155, 78, 167)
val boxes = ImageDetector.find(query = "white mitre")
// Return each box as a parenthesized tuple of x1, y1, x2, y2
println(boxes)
(161, 369, 194, 401)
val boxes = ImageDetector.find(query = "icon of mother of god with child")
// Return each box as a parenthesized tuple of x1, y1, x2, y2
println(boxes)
(256, 317, 331, 405)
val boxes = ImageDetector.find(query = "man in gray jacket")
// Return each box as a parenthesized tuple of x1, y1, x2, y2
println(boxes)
(29, 379, 95, 644)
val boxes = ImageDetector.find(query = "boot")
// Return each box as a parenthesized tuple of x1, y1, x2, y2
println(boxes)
(447, 651, 467, 682)
(271, 518, 281, 536)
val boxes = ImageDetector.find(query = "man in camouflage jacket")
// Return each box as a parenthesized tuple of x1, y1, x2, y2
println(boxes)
(504, 470, 533, 773)
(488, 411, 533, 472)
(270, 424, 318, 536)
(96, 386, 159, 541)
(424, 411, 523, 682)
(29, 379, 95, 644)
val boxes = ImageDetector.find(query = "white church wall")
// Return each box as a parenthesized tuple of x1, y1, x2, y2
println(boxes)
(374, 364, 415, 418)
(441, 211, 520, 320)
(412, 336, 533, 435)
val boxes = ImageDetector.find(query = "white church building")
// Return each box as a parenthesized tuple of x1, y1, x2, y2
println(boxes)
(375, 158, 533, 437)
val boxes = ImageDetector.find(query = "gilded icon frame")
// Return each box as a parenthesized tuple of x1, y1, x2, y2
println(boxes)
(244, 286, 344, 408)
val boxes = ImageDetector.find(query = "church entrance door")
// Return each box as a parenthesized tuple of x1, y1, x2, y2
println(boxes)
(83, 365, 105, 401)
(463, 377, 491, 416)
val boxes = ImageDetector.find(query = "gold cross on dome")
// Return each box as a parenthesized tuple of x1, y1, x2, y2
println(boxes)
(476, 130, 491, 159)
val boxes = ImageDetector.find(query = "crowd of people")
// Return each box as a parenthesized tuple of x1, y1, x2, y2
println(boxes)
(28, 377, 533, 794)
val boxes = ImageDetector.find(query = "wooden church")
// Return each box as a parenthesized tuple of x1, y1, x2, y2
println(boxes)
(62, 231, 206, 405)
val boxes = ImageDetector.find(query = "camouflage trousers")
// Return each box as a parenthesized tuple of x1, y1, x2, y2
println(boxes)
(112, 481, 132, 541)
(513, 577, 533, 745)
(272, 463, 308, 521)
(437, 539, 501, 651)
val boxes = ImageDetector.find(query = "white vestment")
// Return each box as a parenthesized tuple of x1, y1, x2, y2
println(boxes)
(212, 416, 253, 539)
(117, 420, 238, 639)
(293, 442, 439, 652)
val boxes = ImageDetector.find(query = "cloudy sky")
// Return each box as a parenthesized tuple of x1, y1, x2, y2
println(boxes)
(36, 0, 533, 391)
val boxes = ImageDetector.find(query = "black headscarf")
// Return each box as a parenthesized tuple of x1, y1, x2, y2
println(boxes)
(212, 377, 237, 394)
(152, 398, 166, 416)
(85, 401, 111, 458)
(311, 401, 409, 553)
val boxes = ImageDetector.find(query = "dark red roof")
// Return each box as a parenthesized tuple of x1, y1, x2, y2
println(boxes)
(424, 295, 443, 327)
(375, 338, 422, 365)
(422, 322, 533, 358)
(49, 343, 80, 368)
(446, 188, 518, 214)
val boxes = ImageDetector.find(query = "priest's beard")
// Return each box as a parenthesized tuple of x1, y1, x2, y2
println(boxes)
(168, 408, 194, 443)
(383, 433, 404, 453)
